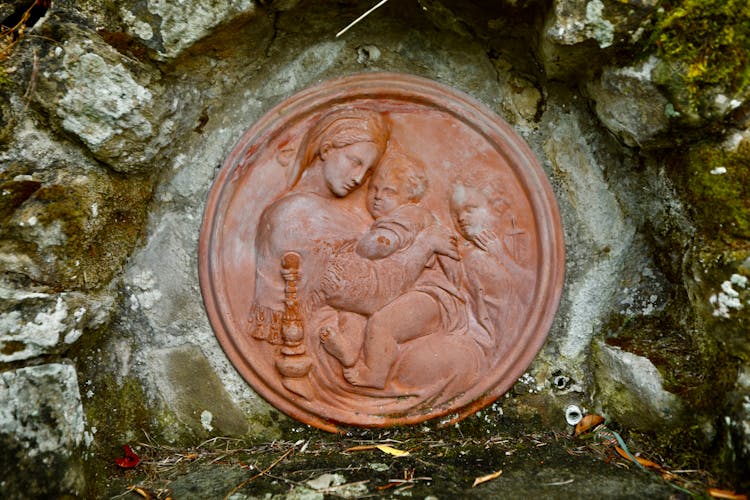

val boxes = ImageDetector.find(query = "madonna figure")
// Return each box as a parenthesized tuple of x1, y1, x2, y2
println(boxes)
(250, 107, 486, 413)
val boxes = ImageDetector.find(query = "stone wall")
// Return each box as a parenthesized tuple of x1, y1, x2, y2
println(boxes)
(1, 0, 748, 496)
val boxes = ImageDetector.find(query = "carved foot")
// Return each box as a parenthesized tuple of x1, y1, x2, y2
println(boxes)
(343, 363, 387, 389)
(319, 325, 358, 367)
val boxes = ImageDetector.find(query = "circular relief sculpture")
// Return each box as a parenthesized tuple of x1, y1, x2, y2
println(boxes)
(199, 73, 564, 431)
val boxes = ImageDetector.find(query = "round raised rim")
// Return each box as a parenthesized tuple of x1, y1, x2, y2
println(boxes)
(199, 72, 565, 432)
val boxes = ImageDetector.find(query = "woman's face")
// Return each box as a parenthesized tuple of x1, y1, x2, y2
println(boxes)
(321, 141, 380, 197)
(451, 186, 493, 240)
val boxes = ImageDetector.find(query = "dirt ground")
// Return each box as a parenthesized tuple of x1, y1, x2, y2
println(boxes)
(100, 421, 738, 500)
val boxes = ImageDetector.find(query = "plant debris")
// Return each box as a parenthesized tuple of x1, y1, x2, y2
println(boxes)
(344, 443, 411, 457)
(103, 427, 736, 499)
(472, 469, 503, 487)
(115, 445, 141, 469)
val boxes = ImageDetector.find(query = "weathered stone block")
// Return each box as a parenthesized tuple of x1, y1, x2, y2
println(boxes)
(0, 162, 152, 291)
(539, 0, 659, 79)
(594, 342, 684, 430)
(0, 286, 112, 363)
(121, 0, 258, 60)
(0, 363, 87, 498)
(30, 22, 170, 174)
(585, 58, 671, 148)
(151, 345, 249, 438)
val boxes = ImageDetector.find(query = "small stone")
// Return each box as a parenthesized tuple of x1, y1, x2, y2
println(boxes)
(595, 343, 683, 430)
(585, 57, 670, 148)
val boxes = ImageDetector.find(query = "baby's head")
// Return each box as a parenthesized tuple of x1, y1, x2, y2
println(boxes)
(367, 151, 428, 218)
(450, 182, 506, 241)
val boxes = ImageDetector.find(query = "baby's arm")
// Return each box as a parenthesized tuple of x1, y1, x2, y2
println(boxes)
(356, 225, 402, 260)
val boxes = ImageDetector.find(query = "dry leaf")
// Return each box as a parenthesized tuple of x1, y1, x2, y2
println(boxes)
(344, 444, 410, 456)
(127, 486, 153, 499)
(344, 444, 379, 452)
(614, 446, 664, 471)
(708, 488, 748, 500)
(472, 470, 503, 487)
(375, 444, 410, 457)
(574, 414, 605, 436)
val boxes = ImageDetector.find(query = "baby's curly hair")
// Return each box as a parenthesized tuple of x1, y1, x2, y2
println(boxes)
(373, 150, 429, 203)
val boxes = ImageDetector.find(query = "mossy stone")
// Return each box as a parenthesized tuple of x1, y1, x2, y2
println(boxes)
(647, 0, 750, 116)
(0, 164, 153, 291)
(682, 140, 750, 239)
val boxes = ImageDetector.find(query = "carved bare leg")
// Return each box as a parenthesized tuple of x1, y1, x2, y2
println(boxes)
(343, 332, 397, 389)
(345, 292, 440, 389)
(320, 324, 359, 367)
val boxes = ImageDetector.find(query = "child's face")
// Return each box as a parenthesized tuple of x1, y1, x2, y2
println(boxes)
(451, 186, 492, 240)
(367, 170, 411, 218)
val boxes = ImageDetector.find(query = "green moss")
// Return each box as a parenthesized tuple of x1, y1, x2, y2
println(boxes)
(0, 164, 154, 291)
(649, 0, 750, 101)
(85, 375, 153, 449)
(79, 372, 159, 497)
(0, 67, 11, 88)
(683, 139, 750, 240)
(597, 305, 743, 487)
(687, 242, 750, 361)
(603, 311, 737, 412)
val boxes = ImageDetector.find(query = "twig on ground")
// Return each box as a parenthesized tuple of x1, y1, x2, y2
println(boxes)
(223, 446, 295, 499)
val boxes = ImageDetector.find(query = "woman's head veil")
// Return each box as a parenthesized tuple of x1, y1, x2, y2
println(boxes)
(287, 108, 390, 189)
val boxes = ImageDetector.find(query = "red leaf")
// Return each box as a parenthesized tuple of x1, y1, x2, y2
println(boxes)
(115, 445, 141, 468)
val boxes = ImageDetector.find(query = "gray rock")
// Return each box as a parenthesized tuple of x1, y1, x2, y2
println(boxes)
(492, 56, 543, 132)
(540, 99, 635, 378)
(31, 23, 171, 174)
(539, 0, 659, 79)
(544, 0, 617, 49)
(595, 342, 684, 430)
(585, 57, 671, 148)
(120, 0, 259, 59)
(150, 345, 249, 437)
(0, 363, 87, 498)
(0, 156, 152, 291)
(0, 285, 113, 363)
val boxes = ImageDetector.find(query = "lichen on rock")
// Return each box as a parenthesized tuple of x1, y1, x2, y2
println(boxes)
(0, 363, 87, 497)
(119, 0, 258, 59)
(594, 342, 684, 430)
(0, 161, 153, 291)
(0, 286, 112, 363)
(646, 0, 750, 124)
(539, 0, 660, 79)
(26, 21, 170, 174)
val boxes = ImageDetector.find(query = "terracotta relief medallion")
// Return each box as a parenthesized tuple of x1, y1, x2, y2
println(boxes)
(199, 73, 564, 431)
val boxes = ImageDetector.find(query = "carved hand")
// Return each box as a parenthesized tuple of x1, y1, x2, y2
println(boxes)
(419, 224, 459, 260)
(474, 230, 503, 257)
